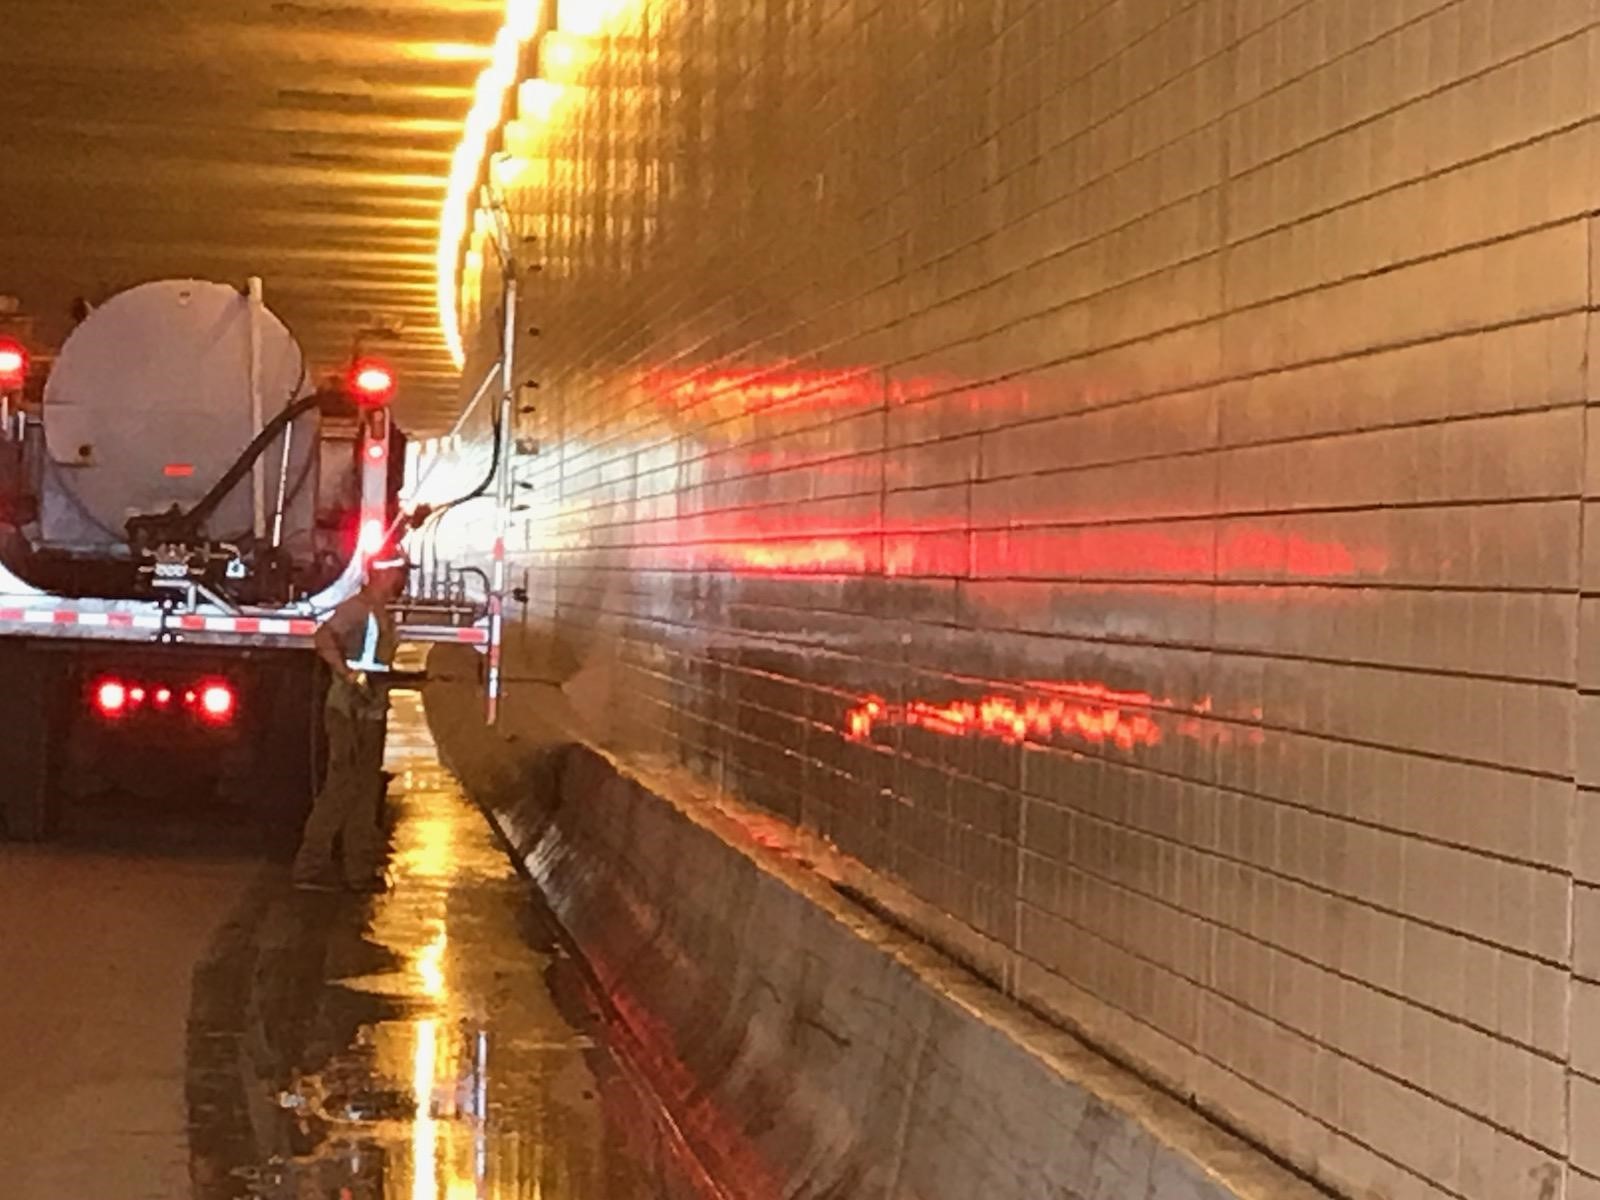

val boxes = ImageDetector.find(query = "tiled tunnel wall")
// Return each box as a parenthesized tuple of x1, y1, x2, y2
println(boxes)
(428, 2, 1600, 1197)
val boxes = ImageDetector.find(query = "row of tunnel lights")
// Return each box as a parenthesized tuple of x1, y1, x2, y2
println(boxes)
(437, 0, 633, 367)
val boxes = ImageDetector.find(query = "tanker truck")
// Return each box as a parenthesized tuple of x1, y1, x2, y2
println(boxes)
(0, 279, 488, 841)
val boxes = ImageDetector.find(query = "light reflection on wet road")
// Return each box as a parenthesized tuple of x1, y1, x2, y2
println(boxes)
(2, 689, 701, 1200)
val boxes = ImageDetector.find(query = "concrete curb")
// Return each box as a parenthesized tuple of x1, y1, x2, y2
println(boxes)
(424, 680, 1334, 1200)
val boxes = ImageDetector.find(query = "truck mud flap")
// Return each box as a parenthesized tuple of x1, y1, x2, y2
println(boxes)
(0, 644, 61, 840)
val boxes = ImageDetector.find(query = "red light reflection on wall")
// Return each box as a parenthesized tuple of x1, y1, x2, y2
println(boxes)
(1219, 528, 1390, 577)
(848, 682, 1168, 751)
(724, 538, 880, 573)
(729, 450, 878, 475)
(846, 681, 1259, 752)
(660, 507, 1385, 581)
(977, 526, 1389, 579)
(649, 368, 882, 414)
(689, 524, 1382, 581)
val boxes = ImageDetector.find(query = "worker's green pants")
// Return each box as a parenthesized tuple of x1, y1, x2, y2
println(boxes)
(291, 707, 385, 885)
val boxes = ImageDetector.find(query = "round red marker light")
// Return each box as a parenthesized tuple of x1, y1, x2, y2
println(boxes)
(348, 360, 396, 407)
(95, 680, 128, 716)
(200, 684, 235, 721)
(0, 340, 27, 388)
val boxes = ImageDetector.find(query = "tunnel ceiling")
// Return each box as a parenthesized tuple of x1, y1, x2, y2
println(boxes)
(0, 0, 503, 432)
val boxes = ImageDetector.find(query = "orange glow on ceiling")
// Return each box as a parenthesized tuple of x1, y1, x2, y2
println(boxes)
(406, 40, 494, 62)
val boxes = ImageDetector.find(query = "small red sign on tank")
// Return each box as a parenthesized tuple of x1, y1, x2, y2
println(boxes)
(164, 463, 195, 478)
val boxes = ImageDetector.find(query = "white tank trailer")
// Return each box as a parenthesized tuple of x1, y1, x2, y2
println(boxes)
(40, 279, 320, 561)
(13, 279, 379, 601)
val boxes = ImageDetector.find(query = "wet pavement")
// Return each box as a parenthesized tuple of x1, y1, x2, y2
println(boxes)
(0, 836, 259, 1198)
(1, 689, 708, 1200)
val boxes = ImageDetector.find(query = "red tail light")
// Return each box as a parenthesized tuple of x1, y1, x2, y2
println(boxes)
(0, 339, 27, 390)
(349, 359, 396, 407)
(199, 683, 235, 721)
(95, 679, 128, 716)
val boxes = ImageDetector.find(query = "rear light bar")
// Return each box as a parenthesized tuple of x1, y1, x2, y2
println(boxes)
(91, 676, 236, 723)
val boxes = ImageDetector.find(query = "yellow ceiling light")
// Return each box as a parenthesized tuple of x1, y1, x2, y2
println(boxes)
(435, 0, 543, 368)
(557, 0, 633, 36)
(518, 79, 564, 124)
(542, 34, 576, 76)
(540, 32, 595, 82)
(491, 153, 531, 189)
(505, 0, 540, 40)
(502, 119, 538, 157)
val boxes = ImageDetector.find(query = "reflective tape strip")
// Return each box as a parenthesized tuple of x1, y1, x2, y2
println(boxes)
(0, 608, 318, 638)
(194, 615, 315, 637)
(77, 611, 145, 629)
(0, 609, 50, 624)
(346, 613, 387, 672)
(392, 624, 489, 646)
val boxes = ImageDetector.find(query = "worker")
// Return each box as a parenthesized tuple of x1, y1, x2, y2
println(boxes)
(290, 554, 408, 891)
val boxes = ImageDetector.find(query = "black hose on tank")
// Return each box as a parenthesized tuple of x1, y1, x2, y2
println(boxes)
(424, 415, 501, 520)
(125, 389, 326, 547)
